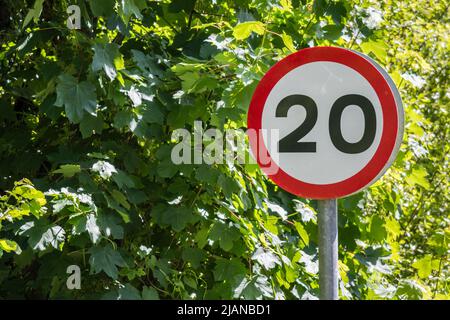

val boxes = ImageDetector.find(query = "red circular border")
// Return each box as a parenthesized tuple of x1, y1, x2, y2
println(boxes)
(247, 46, 399, 199)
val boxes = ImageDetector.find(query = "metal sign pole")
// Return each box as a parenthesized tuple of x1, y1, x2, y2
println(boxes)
(317, 199, 338, 300)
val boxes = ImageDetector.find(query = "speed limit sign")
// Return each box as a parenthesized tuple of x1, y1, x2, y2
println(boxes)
(247, 46, 404, 199)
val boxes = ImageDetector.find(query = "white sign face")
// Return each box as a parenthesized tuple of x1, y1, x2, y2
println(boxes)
(261, 61, 383, 184)
(247, 47, 404, 199)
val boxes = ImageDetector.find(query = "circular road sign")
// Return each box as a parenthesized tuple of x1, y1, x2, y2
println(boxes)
(247, 46, 404, 199)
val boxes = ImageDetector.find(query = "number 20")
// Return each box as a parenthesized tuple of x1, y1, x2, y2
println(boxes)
(276, 94, 376, 154)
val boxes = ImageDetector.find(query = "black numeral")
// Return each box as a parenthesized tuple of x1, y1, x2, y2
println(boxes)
(329, 94, 376, 154)
(276, 95, 318, 152)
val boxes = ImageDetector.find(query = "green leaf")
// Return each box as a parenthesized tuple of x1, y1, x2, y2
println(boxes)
(233, 21, 265, 40)
(405, 166, 430, 189)
(313, 0, 328, 15)
(214, 258, 246, 281)
(104, 283, 142, 300)
(178, 71, 200, 92)
(0, 239, 20, 254)
(218, 175, 240, 198)
(168, 0, 196, 13)
(279, 0, 292, 10)
(181, 247, 206, 269)
(104, 193, 130, 223)
(155, 206, 197, 232)
(3, 182, 46, 219)
(142, 104, 164, 125)
(97, 213, 124, 239)
(73, 214, 101, 244)
(396, 279, 428, 299)
(127, 190, 148, 205)
(322, 25, 343, 40)
(80, 114, 104, 138)
(355, 247, 392, 275)
(195, 165, 220, 185)
(360, 40, 388, 62)
(195, 227, 210, 249)
(119, 0, 145, 23)
(52, 199, 73, 213)
(385, 217, 401, 239)
(233, 275, 273, 299)
(113, 110, 134, 129)
(427, 231, 449, 255)
(132, 50, 164, 78)
(234, 81, 257, 111)
(55, 74, 97, 123)
(89, 244, 127, 279)
(209, 222, 240, 251)
(281, 33, 296, 52)
(142, 286, 159, 300)
(13, 181, 46, 204)
(111, 189, 131, 210)
(89, 0, 115, 17)
(183, 276, 198, 289)
(326, 1, 348, 24)
(53, 164, 81, 178)
(294, 222, 310, 246)
(23, 0, 44, 29)
(369, 216, 387, 243)
(92, 43, 125, 81)
(112, 170, 136, 189)
(251, 247, 281, 270)
(267, 202, 288, 220)
(19, 220, 65, 251)
(157, 161, 179, 178)
(299, 251, 319, 275)
(412, 255, 433, 279)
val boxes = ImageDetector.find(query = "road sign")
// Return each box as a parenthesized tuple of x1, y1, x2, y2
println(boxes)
(247, 46, 404, 199)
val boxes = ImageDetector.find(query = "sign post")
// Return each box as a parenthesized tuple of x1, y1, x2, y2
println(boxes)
(317, 199, 338, 300)
(247, 46, 404, 300)
(247, 47, 404, 300)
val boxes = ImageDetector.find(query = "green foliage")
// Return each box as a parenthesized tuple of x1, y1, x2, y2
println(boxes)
(55, 74, 98, 123)
(233, 21, 265, 40)
(89, 244, 127, 279)
(92, 43, 124, 81)
(0, 0, 448, 300)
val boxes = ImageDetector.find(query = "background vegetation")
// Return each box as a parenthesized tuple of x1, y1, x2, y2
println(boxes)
(0, 0, 448, 299)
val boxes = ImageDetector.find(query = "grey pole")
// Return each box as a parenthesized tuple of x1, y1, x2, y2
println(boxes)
(317, 199, 338, 300)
